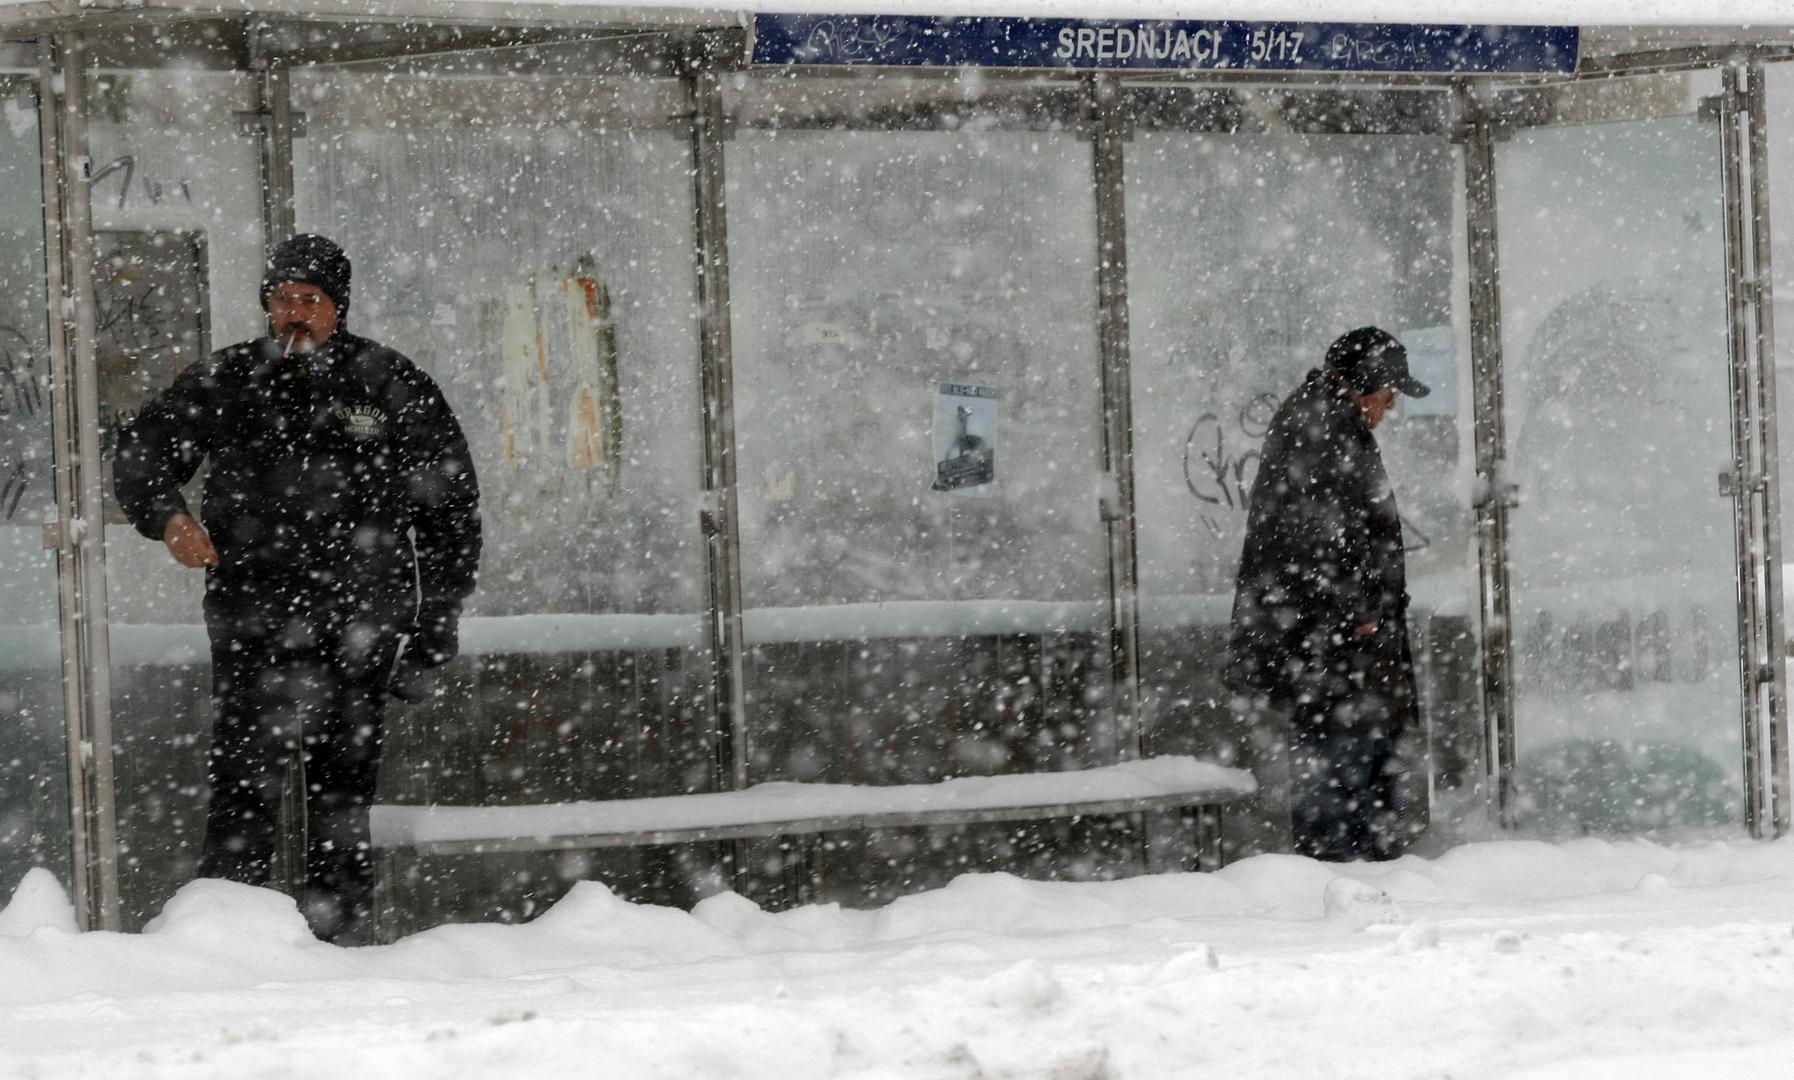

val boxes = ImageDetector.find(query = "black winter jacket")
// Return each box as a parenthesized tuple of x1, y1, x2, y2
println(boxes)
(114, 332, 481, 638)
(1224, 367, 1416, 727)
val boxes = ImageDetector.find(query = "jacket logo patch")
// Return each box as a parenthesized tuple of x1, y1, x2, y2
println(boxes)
(334, 403, 387, 440)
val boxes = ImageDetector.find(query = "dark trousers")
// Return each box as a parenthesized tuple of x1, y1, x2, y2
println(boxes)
(200, 575, 402, 945)
(1287, 711, 1411, 862)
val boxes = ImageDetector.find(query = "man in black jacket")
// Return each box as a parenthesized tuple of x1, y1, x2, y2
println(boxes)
(1224, 327, 1427, 862)
(114, 234, 480, 943)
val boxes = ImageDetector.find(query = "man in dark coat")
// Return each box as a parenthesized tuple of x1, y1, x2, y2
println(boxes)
(114, 234, 481, 943)
(1224, 326, 1428, 862)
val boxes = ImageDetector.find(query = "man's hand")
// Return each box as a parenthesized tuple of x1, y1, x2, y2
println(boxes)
(413, 603, 461, 667)
(1354, 622, 1378, 637)
(163, 512, 220, 568)
(388, 606, 461, 704)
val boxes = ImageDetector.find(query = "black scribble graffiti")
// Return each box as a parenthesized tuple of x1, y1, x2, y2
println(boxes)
(0, 458, 29, 522)
(3, 321, 47, 521)
(1181, 391, 1431, 553)
(89, 155, 135, 210)
(90, 154, 195, 211)
(94, 279, 172, 356)
(1182, 393, 1277, 539)
(1, 323, 45, 420)
(1183, 413, 1257, 508)
(1238, 392, 1277, 440)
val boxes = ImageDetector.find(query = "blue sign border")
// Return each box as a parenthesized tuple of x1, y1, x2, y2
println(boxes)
(751, 15, 1579, 75)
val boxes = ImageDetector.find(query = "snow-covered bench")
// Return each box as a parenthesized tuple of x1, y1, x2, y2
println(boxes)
(370, 756, 1256, 919)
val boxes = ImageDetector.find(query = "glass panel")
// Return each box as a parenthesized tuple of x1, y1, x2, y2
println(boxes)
(1496, 92, 1745, 833)
(0, 89, 74, 899)
(1764, 63, 1794, 684)
(725, 116, 1113, 891)
(1127, 122, 1481, 858)
(89, 70, 265, 928)
(292, 68, 711, 929)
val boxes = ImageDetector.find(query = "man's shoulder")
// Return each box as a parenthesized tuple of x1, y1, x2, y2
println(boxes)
(335, 334, 456, 413)
(1279, 370, 1357, 423)
(336, 333, 428, 379)
(184, 339, 267, 385)
(1265, 370, 1328, 424)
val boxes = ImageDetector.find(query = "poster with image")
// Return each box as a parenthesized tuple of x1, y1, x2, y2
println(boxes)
(931, 382, 998, 497)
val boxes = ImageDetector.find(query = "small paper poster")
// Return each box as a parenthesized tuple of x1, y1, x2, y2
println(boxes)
(932, 382, 998, 497)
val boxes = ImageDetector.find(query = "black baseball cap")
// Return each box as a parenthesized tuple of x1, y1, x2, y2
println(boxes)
(1325, 326, 1430, 398)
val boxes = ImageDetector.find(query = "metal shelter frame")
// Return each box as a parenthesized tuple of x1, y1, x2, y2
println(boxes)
(3, 3, 1791, 931)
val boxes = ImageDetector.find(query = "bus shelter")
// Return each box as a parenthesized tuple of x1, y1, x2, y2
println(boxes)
(0, 1, 1790, 933)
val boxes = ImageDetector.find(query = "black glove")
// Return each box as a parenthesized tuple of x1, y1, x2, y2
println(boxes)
(387, 603, 461, 703)
(412, 601, 462, 667)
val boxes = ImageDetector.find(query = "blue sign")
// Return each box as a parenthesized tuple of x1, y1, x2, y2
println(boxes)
(752, 15, 1579, 75)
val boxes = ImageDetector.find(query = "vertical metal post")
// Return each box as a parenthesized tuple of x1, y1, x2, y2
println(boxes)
(42, 34, 121, 929)
(1089, 74, 1142, 763)
(683, 56, 749, 797)
(1719, 64, 1769, 839)
(248, 38, 305, 899)
(1459, 85, 1518, 830)
(1746, 63, 1791, 838)
(250, 53, 297, 249)
(37, 40, 93, 932)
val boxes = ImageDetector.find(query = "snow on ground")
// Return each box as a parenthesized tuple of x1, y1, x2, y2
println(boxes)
(3, 838, 1793, 1079)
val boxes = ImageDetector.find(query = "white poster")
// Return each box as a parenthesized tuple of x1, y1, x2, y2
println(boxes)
(931, 382, 998, 497)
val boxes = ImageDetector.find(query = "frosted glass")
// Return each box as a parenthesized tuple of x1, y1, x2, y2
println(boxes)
(1762, 62, 1794, 663)
(0, 92, 73, 899)
(725, 127, 1110, 785)
(1126, 128, 1480, 856)
(91, 71, 264, 628)
(293, 71, 706, 623)
(728, 129, 1106, 611)
(82, 71, 265, 927)
(291, 71, 716, 927)
(1497, 111, 1744, 833)
(1128, 133, 1465, 603)
(287, 66, 717, 914)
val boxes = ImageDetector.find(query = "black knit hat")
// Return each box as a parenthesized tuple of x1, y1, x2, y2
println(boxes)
(1325, 326, 1430, 398)
(261, 234, 351, 319)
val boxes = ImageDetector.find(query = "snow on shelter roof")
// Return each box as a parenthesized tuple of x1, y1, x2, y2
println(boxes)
(7, 0, 1794, 29)
(4, 2, 1794, 78)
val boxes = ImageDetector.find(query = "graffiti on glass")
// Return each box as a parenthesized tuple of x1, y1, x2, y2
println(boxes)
(1, 323, 44, 421)
(1, 323, 46, 521)
(1182, 393, 1277, 540)
(89, 155, 195, 211)
(0, 457, 28, 521)
(94, 275, 176, 363)
(1181, 390, 1432, 553)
